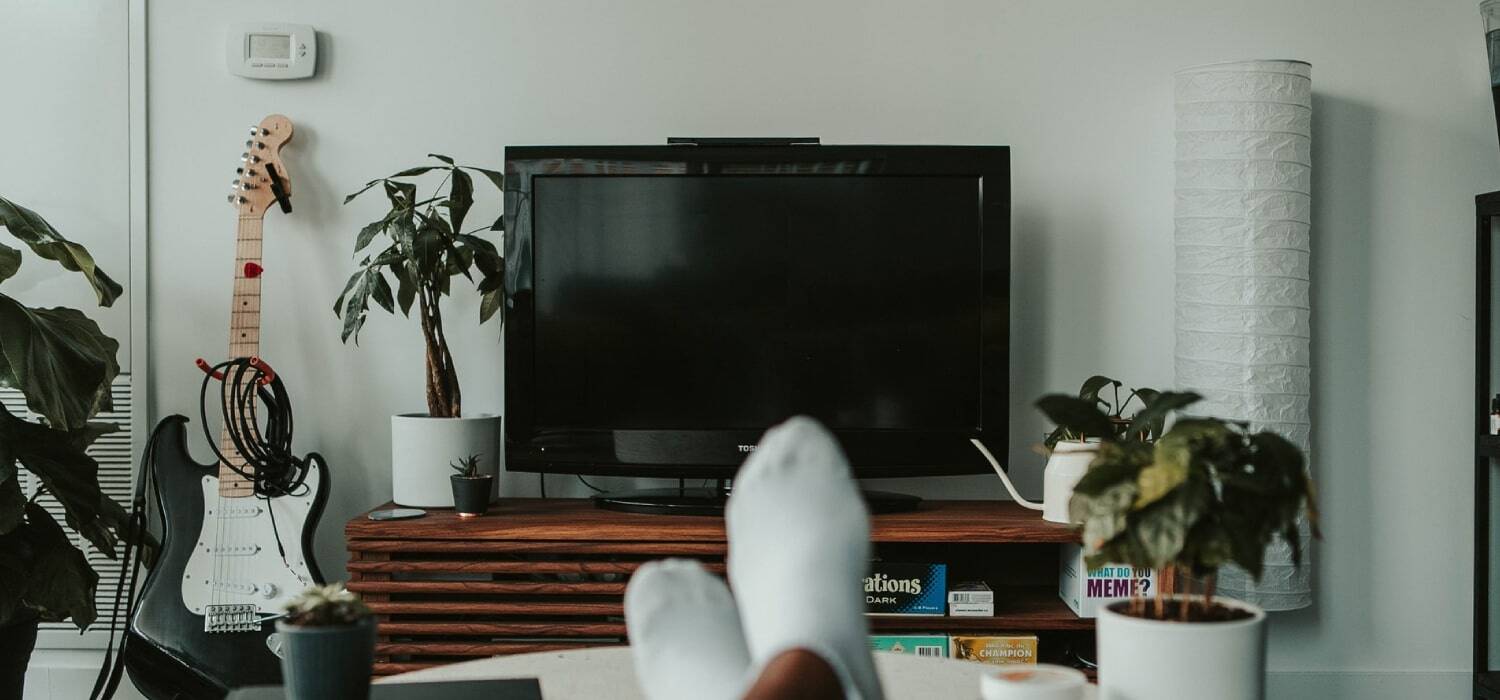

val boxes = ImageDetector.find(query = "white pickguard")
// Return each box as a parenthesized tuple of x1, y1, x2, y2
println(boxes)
(181, 468, 321, 619)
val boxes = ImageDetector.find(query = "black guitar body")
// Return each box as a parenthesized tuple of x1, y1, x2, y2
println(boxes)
(124, 415, 328, 699)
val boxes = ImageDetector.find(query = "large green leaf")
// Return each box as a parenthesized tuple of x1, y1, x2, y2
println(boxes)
(19, 503, 97, 629)
(0, 294, 119, 430)
(0, 241, 19, 283)
(1077, 375, 1119, 406)
(463, 166, 505, 192)
(337, 269, 375, 343)
(0, 196, 121, 307)
(1036, 394, 1116, 442)
(447, 168, 473, 234)
(0, 403, 118, 557)
(1123, 391, 1202, 439)
(0, 473, 22, 535)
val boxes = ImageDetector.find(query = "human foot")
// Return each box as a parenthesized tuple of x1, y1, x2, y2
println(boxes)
(625, 559, 752, 700)
(726, 417, 882, 700)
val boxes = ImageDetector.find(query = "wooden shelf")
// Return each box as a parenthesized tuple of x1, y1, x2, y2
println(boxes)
(347, 498, 1080, 545)
(347, 498, 1088, 677)
(868, 587, 1092, 632)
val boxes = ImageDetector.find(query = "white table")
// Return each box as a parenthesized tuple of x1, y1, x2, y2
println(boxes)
(385, 646, 1096, 699)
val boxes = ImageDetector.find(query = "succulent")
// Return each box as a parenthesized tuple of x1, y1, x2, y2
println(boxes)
(283, 583, 371, 627)
(450, 453, 482, 478)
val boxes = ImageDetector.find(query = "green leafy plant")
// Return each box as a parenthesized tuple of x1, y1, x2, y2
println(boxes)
(1037, 390, 1318, 620)
(0, 196, 147, 630)
(283, 583, 371, 627)
(450, 454, 482, 478)
(1039, 375, 1165, 448)
(335, 155, 506, 418)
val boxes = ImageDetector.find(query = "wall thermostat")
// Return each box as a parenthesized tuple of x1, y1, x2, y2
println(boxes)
(227, 23, 316, 80)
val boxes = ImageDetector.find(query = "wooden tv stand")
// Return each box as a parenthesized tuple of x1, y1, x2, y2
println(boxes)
(346, 498, 1105, 677)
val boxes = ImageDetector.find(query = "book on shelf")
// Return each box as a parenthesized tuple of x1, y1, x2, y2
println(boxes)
(864, 562, 946, 616)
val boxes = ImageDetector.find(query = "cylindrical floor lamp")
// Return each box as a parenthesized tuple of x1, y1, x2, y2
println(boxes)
(1174, 60, 1313, 610)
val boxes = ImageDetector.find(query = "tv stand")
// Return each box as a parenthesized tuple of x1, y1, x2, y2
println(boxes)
(593, 484, 922, 516)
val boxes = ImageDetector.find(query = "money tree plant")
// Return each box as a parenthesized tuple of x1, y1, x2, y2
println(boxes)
(0, 196, 142, 630)
(335, 154, 506, 418)
(1036, 390, 1318, 621)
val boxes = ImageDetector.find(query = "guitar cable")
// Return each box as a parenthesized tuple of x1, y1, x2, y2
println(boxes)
(198, 357, 312, 500)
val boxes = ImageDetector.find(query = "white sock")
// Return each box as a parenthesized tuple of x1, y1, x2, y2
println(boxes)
(625, 559, 752, 700)
(727, 416, 883, 700)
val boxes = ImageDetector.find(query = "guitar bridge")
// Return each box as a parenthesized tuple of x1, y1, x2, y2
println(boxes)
(204, 604, 260, 633)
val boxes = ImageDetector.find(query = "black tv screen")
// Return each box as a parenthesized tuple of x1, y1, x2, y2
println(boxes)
(504, 145, 1008, 479)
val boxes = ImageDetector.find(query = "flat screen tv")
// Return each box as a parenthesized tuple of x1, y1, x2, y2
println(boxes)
(503, 144, 1008, 513)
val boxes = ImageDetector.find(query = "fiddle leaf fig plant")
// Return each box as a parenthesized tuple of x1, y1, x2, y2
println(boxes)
(0, 195, 146, 630)
(335, 154, 506, 418)
(1037, 389, 1318, 620)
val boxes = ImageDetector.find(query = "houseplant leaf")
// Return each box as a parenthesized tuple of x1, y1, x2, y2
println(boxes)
(1036, 394, 1116, 442)
(463, 166, 505, 192)
(447, 168, 473, 234)
(0, 403, 118, 557)
(0, 294, 120, 430)
(0, 472, 22, 535)
(20, 503, 98, 629)
(0, 241, 19, 283)
(0, 196, 122, 307)
(1123, 391, 1201, 439)
(1078, 375, 1119, 406)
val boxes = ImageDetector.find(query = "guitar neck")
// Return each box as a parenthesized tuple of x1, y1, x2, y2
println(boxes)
(219, 216, 264, 498)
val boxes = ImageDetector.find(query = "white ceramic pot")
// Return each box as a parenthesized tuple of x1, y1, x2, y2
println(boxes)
(1097, 595, 1266, 700)
(391, 413, 501, 507)
(1042, 440, 1098, 524)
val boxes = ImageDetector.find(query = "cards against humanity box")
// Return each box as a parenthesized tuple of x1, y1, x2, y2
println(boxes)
(869, 634, 949, 658)
(864, 562, 946, 616)
(948, 581, 994, 617)
(1058, 543, 1157, 617)
(949, 634, 1039, 666)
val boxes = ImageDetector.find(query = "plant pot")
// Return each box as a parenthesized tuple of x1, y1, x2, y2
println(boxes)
(1097, 595, 1266, 700)
(391, 413, 501, 507)
(275, 616, 377, 700)
(0, 616, 38, 699)
(451, 474, 496, 517)
(1042, 439, 1098, 524)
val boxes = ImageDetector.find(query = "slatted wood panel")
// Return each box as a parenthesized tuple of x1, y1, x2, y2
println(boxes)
(349, 498, 1092, 676)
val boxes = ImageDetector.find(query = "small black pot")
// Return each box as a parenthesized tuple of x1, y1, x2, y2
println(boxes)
(276, 616, 376, 700)
(450, 474, 495, 517)
(0, 616, 39, 698)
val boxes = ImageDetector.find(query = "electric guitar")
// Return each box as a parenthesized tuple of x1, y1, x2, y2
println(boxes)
(125, 114, 329, 699)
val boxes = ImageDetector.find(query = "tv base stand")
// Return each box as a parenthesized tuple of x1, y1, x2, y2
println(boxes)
(593, 486, 922, 516)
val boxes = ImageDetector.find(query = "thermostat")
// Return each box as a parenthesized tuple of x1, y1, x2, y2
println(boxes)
(227, 23, 316, 80)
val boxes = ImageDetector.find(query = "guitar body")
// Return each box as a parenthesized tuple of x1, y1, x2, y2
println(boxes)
(125, 416, 328, 699)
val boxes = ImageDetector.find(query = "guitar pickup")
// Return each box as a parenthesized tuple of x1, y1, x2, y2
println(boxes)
(204, 603, 260, 633)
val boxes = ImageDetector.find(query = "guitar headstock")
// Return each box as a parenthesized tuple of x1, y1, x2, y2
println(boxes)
(228, 113, 294, 218)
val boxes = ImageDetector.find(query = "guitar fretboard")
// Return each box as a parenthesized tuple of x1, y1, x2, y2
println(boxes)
(219, 216, 263, 498)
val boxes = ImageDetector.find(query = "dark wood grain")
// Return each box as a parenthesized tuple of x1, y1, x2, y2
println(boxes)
(347, 580, 627, 596)
(367, 600, 624, 616)
(347, 499, 1080, 544)
(378, 622, 626, 637)
(350, 498, 1088, 678)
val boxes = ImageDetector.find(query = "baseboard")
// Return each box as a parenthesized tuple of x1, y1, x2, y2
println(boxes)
(1267, 671, 1470, 699)
(22, 650, 146, 700)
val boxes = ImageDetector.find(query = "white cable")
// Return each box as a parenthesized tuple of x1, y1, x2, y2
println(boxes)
(970, 438, 1043, 510)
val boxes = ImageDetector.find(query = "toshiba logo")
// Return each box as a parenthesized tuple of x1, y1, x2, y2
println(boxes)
(738, 444, 756, 453)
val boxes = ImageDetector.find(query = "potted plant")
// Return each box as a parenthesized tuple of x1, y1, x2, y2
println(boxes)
(1037, 390, 1317, 700)
(1036, 376, 1161, 524)
(0, 197, 151, 695)
(337, 154, 507, 507)
(449, 453, 494, 517)
(276, 583, 376, 700)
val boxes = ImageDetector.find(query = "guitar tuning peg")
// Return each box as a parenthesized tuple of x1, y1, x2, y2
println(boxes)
(227, 194, 247, 205)
(241, 153, 261, 164)
(249, 126, 261, 135)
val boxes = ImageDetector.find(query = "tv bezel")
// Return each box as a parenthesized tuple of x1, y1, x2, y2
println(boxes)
(503, 144, 1009, 479)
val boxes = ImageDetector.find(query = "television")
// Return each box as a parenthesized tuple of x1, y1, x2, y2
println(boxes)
(503, 143, 1009, 513)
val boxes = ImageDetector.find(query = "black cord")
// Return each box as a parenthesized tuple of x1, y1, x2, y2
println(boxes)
(576, 475, 605, 494)
(198, 358, 311, 498)
(539, 473, 547, 499)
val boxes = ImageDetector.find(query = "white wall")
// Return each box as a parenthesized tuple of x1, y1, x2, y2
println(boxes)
(146, 1, 1494, 696)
